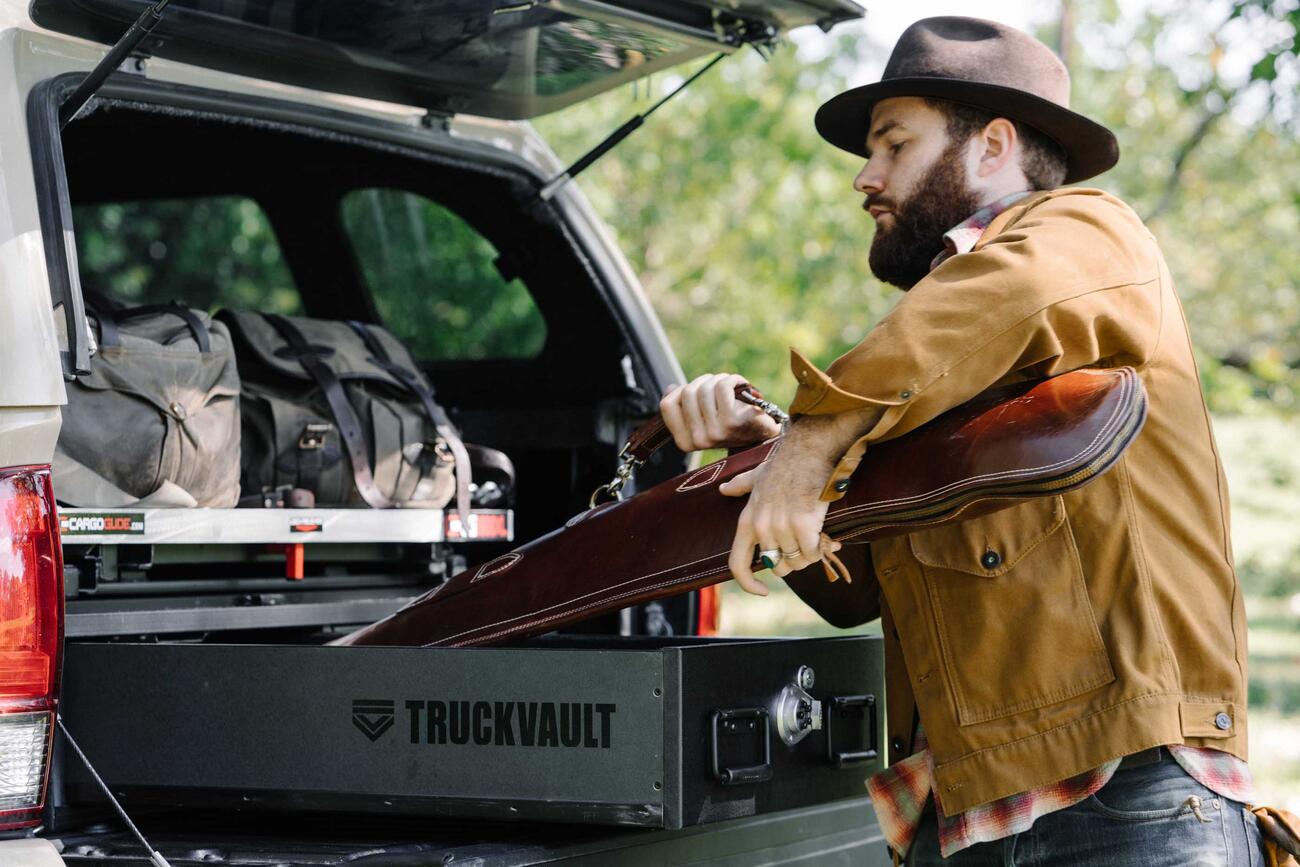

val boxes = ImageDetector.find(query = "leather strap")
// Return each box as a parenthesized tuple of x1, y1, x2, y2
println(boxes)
(622, 383, 770, 463)
(346, 320, 472, 522)
(465, 443, 516, 485)
(1250, 805, 1300, 866)
(92, 302, 212, 353)
(263, 314, 391, 509)
(1116, 745, 1165, 769)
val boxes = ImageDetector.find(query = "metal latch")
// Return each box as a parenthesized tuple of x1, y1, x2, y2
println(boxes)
(298, 423, 333, 450)
(773, 665, 823, 746)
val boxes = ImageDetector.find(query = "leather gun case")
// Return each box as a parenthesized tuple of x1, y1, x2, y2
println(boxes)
(335, 367, 1147, 648)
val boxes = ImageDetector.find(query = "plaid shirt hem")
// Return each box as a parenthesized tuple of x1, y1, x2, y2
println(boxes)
(867, 725, 1255, 859)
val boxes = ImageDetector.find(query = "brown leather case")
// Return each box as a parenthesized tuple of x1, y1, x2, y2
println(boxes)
(333, 367, 1146, 648)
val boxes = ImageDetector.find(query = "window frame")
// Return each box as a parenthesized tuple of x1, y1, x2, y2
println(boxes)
(28, 75, 92, 379)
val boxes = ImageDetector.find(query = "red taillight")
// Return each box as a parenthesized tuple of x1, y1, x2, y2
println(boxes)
(696, 584, 721, 636)
(0, 465, 63, 831)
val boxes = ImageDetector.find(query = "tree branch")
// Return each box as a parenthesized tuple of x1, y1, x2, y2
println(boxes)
(1144, 95, 1232, 222)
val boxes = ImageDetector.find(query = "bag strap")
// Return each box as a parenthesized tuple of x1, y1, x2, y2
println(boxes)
(346, 320, 472, 523)
(590, 382, 787, 507)
(90, 301, 212, 353)
(262, 314, 392, 509)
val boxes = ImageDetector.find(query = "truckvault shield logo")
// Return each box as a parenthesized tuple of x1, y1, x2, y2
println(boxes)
(352, 699, 395, 742)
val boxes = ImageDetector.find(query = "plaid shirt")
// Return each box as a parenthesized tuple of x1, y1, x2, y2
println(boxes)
(867, 190, 1256, 860)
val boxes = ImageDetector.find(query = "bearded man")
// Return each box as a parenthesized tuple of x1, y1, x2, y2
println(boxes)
(659, 17, 1266, 866)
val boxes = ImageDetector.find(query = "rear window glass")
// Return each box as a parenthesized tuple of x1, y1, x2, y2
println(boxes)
(340, 188, 546, 361)
(72, 196, 301, 314)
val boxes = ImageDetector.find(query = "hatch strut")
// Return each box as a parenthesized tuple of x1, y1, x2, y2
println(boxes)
(59, 0, 173, 129)
(538, 52, 727, 201)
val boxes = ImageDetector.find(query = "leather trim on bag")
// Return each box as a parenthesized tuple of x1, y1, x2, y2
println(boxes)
(472, 553, 523, 582)
(676, 461, 725, 492)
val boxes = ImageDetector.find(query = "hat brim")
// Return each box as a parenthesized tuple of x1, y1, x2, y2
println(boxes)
(814, 77, 1119, 184)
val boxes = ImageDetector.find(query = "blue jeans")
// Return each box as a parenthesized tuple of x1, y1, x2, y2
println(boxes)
(905, 749, 1266, 865)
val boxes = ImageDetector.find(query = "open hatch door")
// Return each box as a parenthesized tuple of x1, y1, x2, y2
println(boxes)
(30, 0, 864, 118)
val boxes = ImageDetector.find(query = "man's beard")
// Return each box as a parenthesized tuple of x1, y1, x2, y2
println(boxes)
(867, 144, 983, 290)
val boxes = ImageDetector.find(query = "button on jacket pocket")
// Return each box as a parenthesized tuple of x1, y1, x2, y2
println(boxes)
(909, 496, 1115, 725)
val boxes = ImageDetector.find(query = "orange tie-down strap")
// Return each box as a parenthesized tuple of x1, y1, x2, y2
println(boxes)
(1250, 804, 1300, 867)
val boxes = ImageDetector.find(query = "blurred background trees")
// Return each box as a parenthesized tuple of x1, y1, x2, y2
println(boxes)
(534, 0, 1299, 417)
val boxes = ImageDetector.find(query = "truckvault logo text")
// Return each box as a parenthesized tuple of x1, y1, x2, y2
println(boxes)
(351, 699, 396, 742)
(351, 699, 617, 748)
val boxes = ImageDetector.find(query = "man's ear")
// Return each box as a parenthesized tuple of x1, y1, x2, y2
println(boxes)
(975, 117, 1018, 178)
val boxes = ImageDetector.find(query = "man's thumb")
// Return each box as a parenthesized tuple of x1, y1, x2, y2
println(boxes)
(719, 468, 756, 497)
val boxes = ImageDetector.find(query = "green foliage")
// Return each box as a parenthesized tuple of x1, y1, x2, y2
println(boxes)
(73, 190, 547, 361)
(533, 6, 1300, 414)
(74, 198, 301, 315)
(340, 189, 546, 360)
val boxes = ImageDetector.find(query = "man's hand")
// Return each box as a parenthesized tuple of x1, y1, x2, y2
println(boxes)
(659, 373, 781, 452)
(719, 409, 882, 595)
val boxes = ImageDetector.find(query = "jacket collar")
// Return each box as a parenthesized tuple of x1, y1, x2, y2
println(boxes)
(930, 190, 1034, 270)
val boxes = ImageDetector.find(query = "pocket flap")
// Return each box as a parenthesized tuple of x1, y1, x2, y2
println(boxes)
(1179, 701, 1238, 738)
(908, 495, 1067, 576)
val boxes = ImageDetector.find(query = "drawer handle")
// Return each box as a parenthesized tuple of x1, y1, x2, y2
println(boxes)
(825, 694, 878, 769)
(710, 707, 773, 785)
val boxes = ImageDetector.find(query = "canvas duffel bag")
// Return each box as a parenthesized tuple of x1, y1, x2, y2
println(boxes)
(53, 303, 242, 508)
(219, 311, 475, 515)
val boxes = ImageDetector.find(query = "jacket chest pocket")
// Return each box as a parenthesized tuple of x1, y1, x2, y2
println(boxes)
(909, 496, 1114, 726)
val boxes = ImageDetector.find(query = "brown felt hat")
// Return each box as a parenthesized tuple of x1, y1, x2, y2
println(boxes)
(815, 16, 1119, 183)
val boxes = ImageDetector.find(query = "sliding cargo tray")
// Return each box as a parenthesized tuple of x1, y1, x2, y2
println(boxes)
(58, 635, 885, 830)
(57, 506, 514, 545)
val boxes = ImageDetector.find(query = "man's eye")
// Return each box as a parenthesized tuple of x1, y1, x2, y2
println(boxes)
(890, 142, 905, 155)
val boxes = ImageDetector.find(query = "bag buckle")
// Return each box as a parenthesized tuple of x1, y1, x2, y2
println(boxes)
(589, 445, 643, 509)
(298, 423, 333, 450)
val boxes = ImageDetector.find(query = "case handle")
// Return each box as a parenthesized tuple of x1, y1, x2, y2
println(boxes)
(710, 707, 773, 786)
(824, 694, 879, 769)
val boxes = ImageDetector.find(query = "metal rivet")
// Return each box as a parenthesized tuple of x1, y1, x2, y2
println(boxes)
(168, 400, 187, 420)
(1214, 712, 1232, 730)
(890, 737, 904, 752)
(652, 687, 662, 698)
(900, 390, 912, 399)
(653, 781, 662, 791)
(833, 478, 850, 492)
(981, 550, 1002, 569)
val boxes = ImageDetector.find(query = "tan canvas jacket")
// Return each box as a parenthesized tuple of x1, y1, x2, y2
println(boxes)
(786, 187, 1248, 815)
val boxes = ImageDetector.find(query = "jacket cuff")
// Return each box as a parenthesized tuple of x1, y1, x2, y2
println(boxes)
(787, 347, 910, 417)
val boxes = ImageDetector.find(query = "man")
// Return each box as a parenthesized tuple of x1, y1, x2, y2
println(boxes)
(659, 17, 1266, 865)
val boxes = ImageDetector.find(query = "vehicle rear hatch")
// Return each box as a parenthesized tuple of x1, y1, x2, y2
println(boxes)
(30, 0, 863, 118)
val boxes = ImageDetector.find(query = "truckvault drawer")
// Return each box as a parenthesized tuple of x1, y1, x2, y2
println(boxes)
(59, 635, 885, 829)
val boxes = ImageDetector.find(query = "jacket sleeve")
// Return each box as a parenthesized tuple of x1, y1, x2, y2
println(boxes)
(782, 543, 881, 628)
(787, 190, 1165, 501)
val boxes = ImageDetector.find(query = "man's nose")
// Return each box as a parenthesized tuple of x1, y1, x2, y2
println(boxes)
(854, 161, 883, 196)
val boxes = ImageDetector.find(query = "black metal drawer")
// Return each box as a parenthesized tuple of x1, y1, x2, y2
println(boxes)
(58, 635, 884, 830)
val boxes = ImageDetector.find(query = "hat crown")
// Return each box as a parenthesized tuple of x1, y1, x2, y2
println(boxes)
(883, 16, 1071, 109)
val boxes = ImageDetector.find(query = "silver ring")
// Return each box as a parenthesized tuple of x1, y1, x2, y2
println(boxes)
(758, 548, 782, 570)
